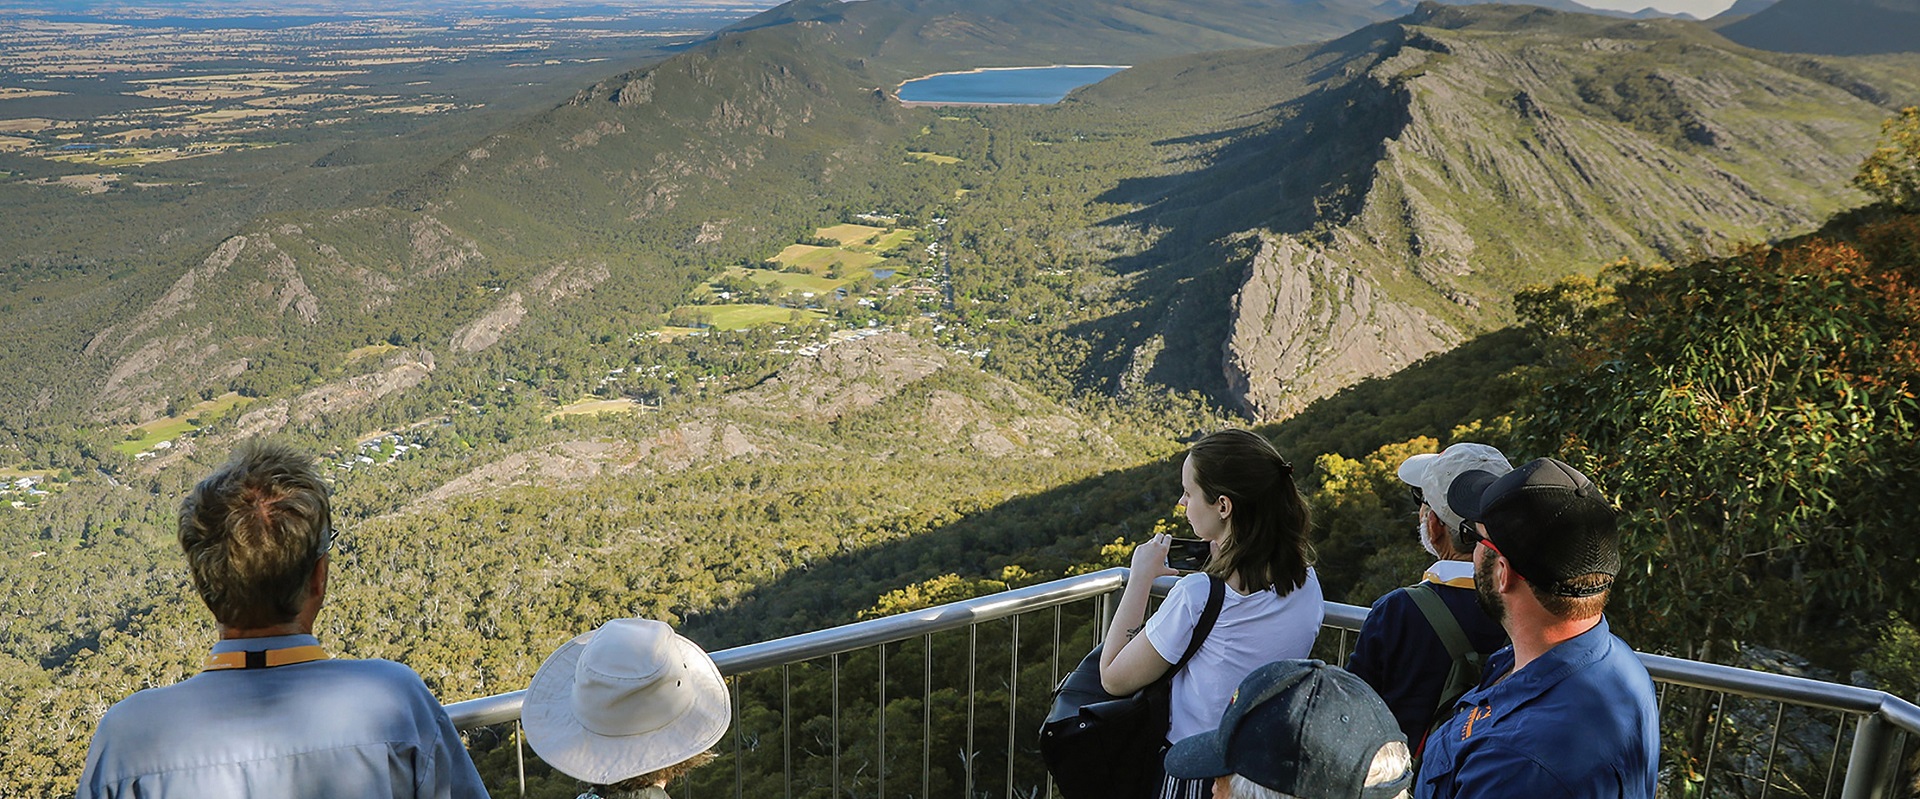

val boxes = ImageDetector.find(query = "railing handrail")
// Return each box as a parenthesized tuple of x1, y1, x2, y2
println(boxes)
(444, 567, 1920, 737)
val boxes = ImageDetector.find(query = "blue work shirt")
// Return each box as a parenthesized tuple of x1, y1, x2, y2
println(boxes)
(1347, 562, 1508, 749)
(1414, 616, 1658, 799)
(78, 634, 488, 799)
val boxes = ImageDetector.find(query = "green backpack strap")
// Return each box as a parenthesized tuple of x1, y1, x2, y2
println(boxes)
(1404, 582, 1483, 727)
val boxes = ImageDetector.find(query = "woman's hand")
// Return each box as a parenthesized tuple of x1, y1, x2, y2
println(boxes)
(1100, 533, 1179, 694)
(1129, 533, 1179, 582)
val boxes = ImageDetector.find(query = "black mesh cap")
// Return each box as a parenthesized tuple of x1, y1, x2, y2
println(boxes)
(1448, 458, 1620, 596)
(1163, 660, 1409, 799)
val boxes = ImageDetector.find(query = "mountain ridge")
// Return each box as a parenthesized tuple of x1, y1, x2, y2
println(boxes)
(34, 1, 1920, 428)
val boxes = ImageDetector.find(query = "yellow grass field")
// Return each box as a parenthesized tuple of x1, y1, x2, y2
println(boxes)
(673, 304, 827, 331)
(767, 244, 885, 274)
(0, 88, 63, 100)
(906, 151, 961, 165)
(31, 173, 118, 194)
(549, 398, 646, 419)
(816, 223, 886, 245)
(869, 229, 915, 251)
(345, 343, 400, 363)
(48, 142, 269, 167)
(191, 108, 293, 123)
(0, 136, 31, 152)
(0, 118, 63, 133)
(130, 84, 267, 101)
(113, 393, 251, 455)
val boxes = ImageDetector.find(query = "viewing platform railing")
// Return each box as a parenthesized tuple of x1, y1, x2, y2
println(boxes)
(445, 568, 1919, 799)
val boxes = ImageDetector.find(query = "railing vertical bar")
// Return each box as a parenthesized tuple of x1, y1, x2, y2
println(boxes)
(783, 664, 793, 799)
(1049, 604, 1061, 799)
(879, 642, 888, 799)
(1822, 712, 1849, 799)
(516, 720, 526, 799)
(1841, 712, 1898, 799)
(967, 623, 978, 799)
(1009, 614, 1020, 799)
(1701, 691, 1725, 799)
(1759, 702, 1786, 799)
(1338, 629, 1351, 663)
(924, 633, 933, 799)
(832, 652, 842, 799)
(732, 676, 743, 799)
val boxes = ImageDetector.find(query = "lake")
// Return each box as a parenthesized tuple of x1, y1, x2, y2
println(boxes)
(897, 65, 1129, 105)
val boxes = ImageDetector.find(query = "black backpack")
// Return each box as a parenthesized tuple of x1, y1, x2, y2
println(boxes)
(1040, 576, 1225, 799)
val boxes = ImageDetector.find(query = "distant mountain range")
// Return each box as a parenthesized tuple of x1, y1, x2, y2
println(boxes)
(33, 0, 1916, 427)
(1717, 0, 1920, 55)
(1713, 0, 1780, 18)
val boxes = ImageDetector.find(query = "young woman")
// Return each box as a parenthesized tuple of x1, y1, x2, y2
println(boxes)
(1098, 428, 1325, 799)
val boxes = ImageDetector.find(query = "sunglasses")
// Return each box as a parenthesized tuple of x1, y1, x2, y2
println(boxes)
(1460, 521, 1487, 549)
(1410, 485, 1425, 506)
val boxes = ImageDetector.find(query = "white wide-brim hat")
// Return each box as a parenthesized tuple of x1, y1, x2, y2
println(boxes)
(522, 618, 730, 785)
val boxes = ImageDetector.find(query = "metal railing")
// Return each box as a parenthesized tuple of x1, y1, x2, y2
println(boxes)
(446, 568, 1920, 799)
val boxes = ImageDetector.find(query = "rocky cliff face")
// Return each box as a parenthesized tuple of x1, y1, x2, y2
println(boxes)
(1208, 5, 1910, 419)
(1223, 234, 1453, 419)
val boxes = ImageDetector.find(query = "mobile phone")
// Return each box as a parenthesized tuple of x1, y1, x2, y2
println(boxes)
(1166, 538, 1211, 571)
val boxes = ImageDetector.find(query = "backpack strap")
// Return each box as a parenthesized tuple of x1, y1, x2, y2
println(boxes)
(1170, 576, 1226, 676)
(1405, 582, 1473, 666)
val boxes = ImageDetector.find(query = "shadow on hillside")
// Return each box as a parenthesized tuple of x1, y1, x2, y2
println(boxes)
(680, 326, 1538, 649)
(1035, 41, 1412, 403)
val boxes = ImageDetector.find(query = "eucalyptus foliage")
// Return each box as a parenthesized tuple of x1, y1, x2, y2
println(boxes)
(1512, 214, 1920, 658)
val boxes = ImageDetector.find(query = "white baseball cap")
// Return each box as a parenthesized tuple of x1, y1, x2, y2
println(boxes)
(1398, 443, 1512, 534)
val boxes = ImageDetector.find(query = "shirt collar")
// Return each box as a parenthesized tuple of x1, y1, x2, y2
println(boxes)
(1465, 616, 1617, 715)
(1423, 560, 1475, 588)
(210, 633, 320, 655)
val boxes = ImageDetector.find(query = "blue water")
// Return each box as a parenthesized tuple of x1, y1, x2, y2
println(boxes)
(898, 66, 1127, 105)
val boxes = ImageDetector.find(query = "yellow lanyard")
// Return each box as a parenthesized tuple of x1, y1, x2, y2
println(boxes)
(202, 645, 329, 671)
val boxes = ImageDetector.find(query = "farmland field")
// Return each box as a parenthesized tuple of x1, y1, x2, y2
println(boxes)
(112, 393, 251, 455)
(767, 244, 886, 274)
(816, 223, 887, 245)
(550, 398, 647, 418)
(906, 151, 961, 164)
(738, 267, 847, 294)
(673, 303, 828, 331)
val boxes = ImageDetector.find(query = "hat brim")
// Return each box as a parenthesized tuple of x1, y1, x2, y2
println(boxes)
(1396, 453, 1436, 487)
(522, 629, 731, 785)
(1163, 727, 1234, 781)
(1446, 469, 1502, 527)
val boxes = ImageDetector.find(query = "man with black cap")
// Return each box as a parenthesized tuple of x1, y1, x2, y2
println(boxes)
(1163, 659, 1413, 799)
(1414, 457, 1657, 798)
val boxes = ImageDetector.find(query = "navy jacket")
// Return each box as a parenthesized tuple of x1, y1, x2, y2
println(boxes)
(1347, 565, 1508, 748)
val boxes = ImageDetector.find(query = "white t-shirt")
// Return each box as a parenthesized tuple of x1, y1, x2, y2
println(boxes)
(1143, 568, 1325, 741)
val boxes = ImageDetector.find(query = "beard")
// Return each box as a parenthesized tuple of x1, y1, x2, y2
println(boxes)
(1474, 552, 1507, 626)
(1416, 517, 1441, 559)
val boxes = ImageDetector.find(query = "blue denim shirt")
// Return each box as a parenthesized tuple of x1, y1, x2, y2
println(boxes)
(78, 634, 487, 799)
(1414, 616, 1658, 799)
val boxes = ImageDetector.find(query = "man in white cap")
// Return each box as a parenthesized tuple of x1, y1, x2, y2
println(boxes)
(1346, 443, 1511, 755)
(522, 618, 730, 799)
